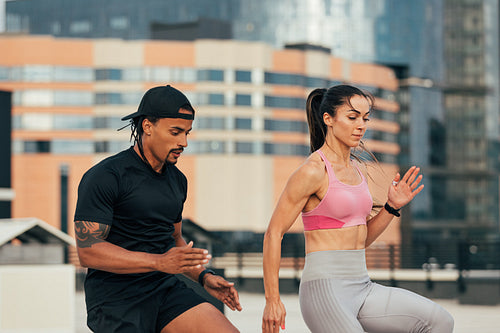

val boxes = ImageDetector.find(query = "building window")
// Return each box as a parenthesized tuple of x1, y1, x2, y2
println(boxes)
(52, 140, 94, 154)
(235, 118, 252, 130)
(109, 141, 132, 153)
(194, 93, 225, 106)
(235, 94, 251, 106)
(94, 141, 109, 153)
(374, 109, 397, 122)
(208, 93, 225, 105)
(20, 113, 52, 130)
(51, 22, 61, 34)
(264, 143, 309, 156)
(54, 67, 94, 82)
(373, 152, 397, 164)
(22, 65, 52, 82)
(122, 68, 143, 81)
(94, 116, 124, 129)
(195, 117, 225, 130)
(24, 141, 51, 153)
(306, 77, 329, 88)
(54, 91, 93, 106)
(0, 67, 9, 81)
(365, 130, 397, 143)
(53, 115, 93, 130)
(149, 67, 197, 83)
(187, 141, 225, 154)
(235, 142, 254, 154)
(264, 96, 305, 109)
(69, 20, 91, 34)
(264, 72, 304, 86)
(12, 115, 22, 130)
(6, 13, 23, 32)
(264, 119, 307, 133)
(110, 17, 129, 30)
(197, 69, 224, 82)
(95, 69, 123, 81)
(17, 90, 53, 107)
(95, 93, 122, 105)
(235, 70, 252, 82)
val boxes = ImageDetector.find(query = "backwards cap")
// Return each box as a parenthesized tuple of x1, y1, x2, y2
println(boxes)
(121, 85, 194, 121)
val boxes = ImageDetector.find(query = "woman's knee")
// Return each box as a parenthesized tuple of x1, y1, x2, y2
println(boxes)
(430, 305, 454, 332)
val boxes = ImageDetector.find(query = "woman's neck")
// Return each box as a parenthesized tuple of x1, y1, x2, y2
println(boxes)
(320, 140, 352, 167)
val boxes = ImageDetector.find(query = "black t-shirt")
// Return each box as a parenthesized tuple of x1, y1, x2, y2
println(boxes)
(74, 147, 187, 310)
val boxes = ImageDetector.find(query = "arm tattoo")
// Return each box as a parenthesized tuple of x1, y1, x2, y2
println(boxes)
(74, 220, 111, 248)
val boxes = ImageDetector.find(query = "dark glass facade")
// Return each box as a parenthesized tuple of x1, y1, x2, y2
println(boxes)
(0, 90, 12, 218)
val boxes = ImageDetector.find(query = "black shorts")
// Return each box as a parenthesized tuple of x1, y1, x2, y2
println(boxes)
(87, 277, 206, 333)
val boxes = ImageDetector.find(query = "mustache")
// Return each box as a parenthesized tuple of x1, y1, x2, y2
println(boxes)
(170, 148, 184, 154)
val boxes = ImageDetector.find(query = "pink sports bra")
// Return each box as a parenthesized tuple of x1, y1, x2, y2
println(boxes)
(301, 150, 373, 231)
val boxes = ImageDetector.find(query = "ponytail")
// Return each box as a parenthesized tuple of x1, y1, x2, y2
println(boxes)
(306, 88, 327, 152)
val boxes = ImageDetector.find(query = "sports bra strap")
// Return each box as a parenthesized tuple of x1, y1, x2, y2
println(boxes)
(352, 160, 366, 182)
(316, 150, 333, 181)
(317, 150, 366, 184)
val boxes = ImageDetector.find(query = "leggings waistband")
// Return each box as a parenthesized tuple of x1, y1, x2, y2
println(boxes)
(301, 249, 368, 282)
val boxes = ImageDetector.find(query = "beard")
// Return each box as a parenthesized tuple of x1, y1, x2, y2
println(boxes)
(165, 148, 184, 165)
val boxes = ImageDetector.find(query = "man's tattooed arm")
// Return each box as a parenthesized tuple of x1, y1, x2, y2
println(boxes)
(74, 220, 111, 248)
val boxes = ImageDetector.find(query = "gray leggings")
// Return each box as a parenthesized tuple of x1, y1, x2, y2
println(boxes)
(299, 250, 454, 333)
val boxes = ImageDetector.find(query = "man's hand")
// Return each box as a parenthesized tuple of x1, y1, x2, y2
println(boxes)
(155, 241, 211, 274)
(203, 274, 242, 312)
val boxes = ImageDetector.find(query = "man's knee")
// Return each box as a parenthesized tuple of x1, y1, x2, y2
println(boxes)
(161, 303, 239, 333)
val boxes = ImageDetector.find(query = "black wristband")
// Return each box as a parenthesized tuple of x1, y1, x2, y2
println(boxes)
(384, 202, 401, 217)
(198, 269, 215, 287)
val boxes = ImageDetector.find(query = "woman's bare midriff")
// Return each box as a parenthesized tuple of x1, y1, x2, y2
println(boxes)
(304, 224, 367, 254)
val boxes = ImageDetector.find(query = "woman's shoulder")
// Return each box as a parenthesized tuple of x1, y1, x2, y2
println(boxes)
(293, 152, 327, 182)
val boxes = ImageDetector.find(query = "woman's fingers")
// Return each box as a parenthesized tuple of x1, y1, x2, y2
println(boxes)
(401, 166, 416, 183)
(407, 167, 420, 185)
(399, 166, 423, 190)
(413, 184, 425, 196)
(263, 319, 280, 333)
(410, 175, 423, 190)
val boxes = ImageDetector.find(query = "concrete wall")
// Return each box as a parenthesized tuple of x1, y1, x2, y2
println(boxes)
(0, 265, 75, 332)
(0, 244, 65, 264)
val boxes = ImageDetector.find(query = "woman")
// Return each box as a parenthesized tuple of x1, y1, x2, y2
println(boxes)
(262, 85, 454, 333)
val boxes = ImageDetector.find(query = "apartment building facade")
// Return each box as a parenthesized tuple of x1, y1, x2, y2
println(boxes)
(0, 35, 401, 248)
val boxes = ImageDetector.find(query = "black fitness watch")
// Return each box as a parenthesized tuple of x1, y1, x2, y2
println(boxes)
(384, 202, 401, 217)
(198, 269, 216, 287)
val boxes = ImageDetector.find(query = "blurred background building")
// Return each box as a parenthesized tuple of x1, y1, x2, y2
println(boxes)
(0, 35, 400, 260)
(2, 0, 500, 268)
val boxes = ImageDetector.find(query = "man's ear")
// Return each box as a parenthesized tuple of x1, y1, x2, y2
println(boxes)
(142, 118, 152, 136)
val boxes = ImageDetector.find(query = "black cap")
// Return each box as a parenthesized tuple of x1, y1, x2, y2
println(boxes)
(121, 85, 195, 121)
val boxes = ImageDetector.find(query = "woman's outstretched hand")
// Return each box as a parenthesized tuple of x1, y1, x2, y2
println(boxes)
(387, 166, 424, 209)
(262, 298, 286, 333)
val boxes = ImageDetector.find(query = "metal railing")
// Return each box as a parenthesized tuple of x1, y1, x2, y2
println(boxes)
(210, 240, 500, 291)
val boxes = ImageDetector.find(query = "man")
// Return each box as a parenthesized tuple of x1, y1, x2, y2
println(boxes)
(74, 85, 241, 332)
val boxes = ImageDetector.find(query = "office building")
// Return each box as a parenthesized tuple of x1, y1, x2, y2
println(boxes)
(0, 35, 401, 253)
